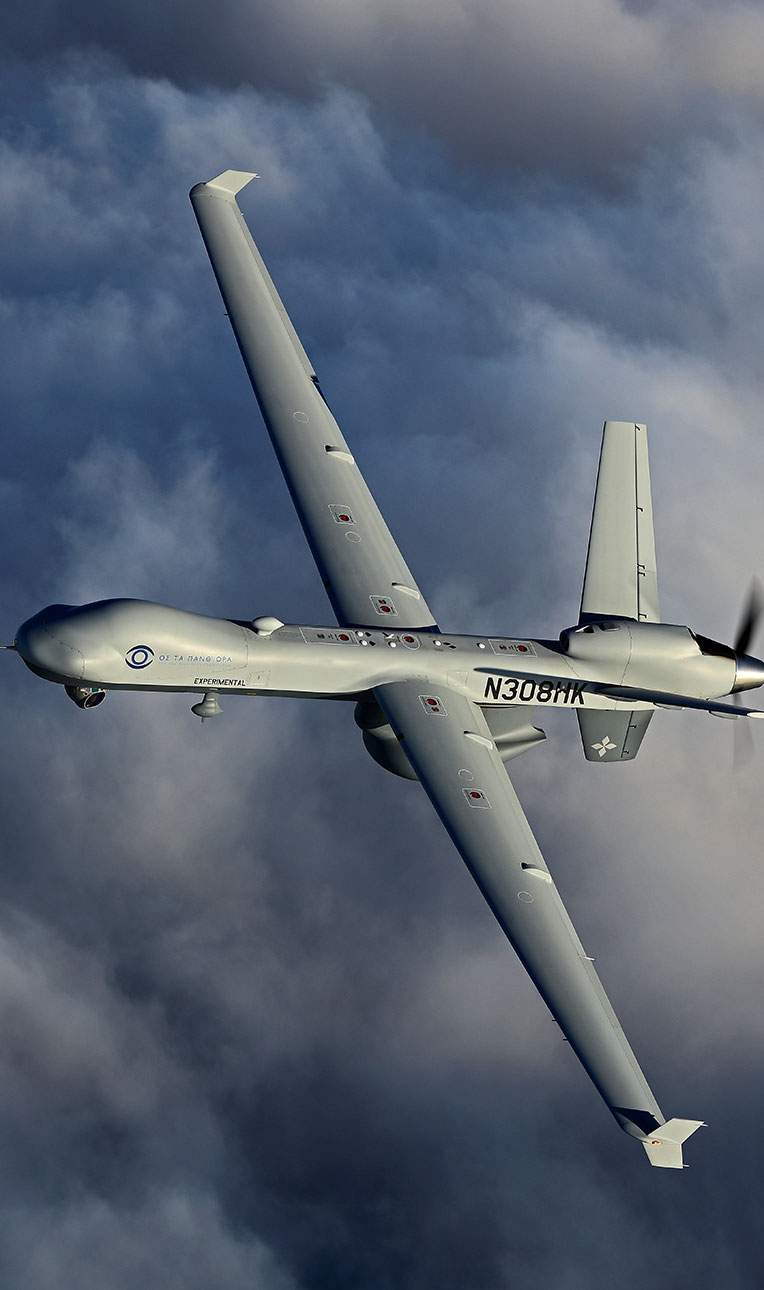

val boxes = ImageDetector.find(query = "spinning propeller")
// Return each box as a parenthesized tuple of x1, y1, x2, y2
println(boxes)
(732, 578, 764, 768)
(734, 578, 764, 659)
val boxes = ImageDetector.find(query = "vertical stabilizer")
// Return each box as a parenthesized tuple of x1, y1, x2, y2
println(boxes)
(577, 422, 659, 762)
(580, 422, 659, 624)
(577, 708, 653, 762)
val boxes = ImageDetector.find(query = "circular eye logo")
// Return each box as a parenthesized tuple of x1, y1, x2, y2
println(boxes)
(125, 645, 154, 670)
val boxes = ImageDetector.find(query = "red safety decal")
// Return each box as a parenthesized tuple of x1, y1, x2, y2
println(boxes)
(329, 504, 355, 524)
(371, 595, 397, 616)
(489, 639, 538, 657)
(463, 788, 491, 808)
(419, 694, 447, 715)
(300, 627, 359, 646)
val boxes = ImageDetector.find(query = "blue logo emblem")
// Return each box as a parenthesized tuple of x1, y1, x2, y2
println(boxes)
(125, 645, 154, 670)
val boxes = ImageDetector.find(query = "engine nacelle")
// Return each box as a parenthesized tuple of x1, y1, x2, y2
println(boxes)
(559, 619, 634, 667)
(559, 619, 737, 696)
(65, 684, 106, 709)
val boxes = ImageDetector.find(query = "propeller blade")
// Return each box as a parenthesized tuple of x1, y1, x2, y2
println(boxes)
(731, 579, 764, 768)
(734, 577, 764, 657)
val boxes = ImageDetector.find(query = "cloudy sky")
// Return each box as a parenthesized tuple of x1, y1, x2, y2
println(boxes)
(2, 2, 764, 1286)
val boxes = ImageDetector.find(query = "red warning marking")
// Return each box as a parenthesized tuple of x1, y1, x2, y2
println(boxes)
(339, 633, 349, 641)
(488, 640, 538, 657)
(463, 787, 490, 808)
(371, 595, 397, 616)
(329, 504, 355, 524)
(419, 694, 447, 715)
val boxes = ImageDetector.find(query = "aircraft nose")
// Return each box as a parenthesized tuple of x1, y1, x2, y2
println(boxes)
(15, 606, 85, 682)
(732, 652, 764, 693)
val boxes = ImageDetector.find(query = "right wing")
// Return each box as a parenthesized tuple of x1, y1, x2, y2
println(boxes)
(190, 171, 437, 632)
(375, 678, 704, 1167)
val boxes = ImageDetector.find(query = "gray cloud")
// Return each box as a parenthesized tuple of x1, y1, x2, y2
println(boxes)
(6, 1, 764, 185)
(1, 1191, 297, 1290)
(2, 38, 764, 1290)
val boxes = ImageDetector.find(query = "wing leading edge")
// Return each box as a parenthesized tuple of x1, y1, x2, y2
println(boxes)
(190, 172, 437, 632)
(375, 679, 704, 1167)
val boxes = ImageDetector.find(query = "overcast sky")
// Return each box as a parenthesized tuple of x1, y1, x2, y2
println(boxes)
(2, 4, 764, 1287)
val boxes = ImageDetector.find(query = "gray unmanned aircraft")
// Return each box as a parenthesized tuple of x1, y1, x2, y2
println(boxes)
(13, 171, 764, 1168)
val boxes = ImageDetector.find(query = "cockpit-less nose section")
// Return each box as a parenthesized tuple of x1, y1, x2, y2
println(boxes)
(16, 598, 251, 694)
(11, 171, 764, 1169)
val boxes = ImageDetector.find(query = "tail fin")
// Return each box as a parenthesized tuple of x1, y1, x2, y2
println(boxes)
(580, 421, 659, 625)
(641, 1119, 707, 1169)
(577, 709, 653, 762)
(577, 422, 659, 762)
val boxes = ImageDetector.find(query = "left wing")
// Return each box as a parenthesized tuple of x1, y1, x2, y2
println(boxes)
(190, 171, 437, 632)
(375, 679, 704, 1166)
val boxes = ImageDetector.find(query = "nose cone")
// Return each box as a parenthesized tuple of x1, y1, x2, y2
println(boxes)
(16, 605, 85, 683)
(733, 652, 764, 693)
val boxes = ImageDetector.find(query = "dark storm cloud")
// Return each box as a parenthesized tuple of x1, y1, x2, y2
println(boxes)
(6, 0, 764, 184)
(2, 38, 764, 1290)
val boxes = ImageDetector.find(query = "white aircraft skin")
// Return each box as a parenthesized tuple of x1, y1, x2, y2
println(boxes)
(13, 170, 764, 1169)
(16, 603, 760, 712)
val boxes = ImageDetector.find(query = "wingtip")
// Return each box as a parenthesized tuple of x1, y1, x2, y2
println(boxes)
(190, 170, 260, 201)
(641, 1119, 707, 1169)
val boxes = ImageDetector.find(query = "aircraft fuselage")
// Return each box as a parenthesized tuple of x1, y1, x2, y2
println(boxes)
(15, 598, 750, 712)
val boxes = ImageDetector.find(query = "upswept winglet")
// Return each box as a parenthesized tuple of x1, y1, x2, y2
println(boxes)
(195, 170, 260, 198)
(641, 1119, 707, 1169)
